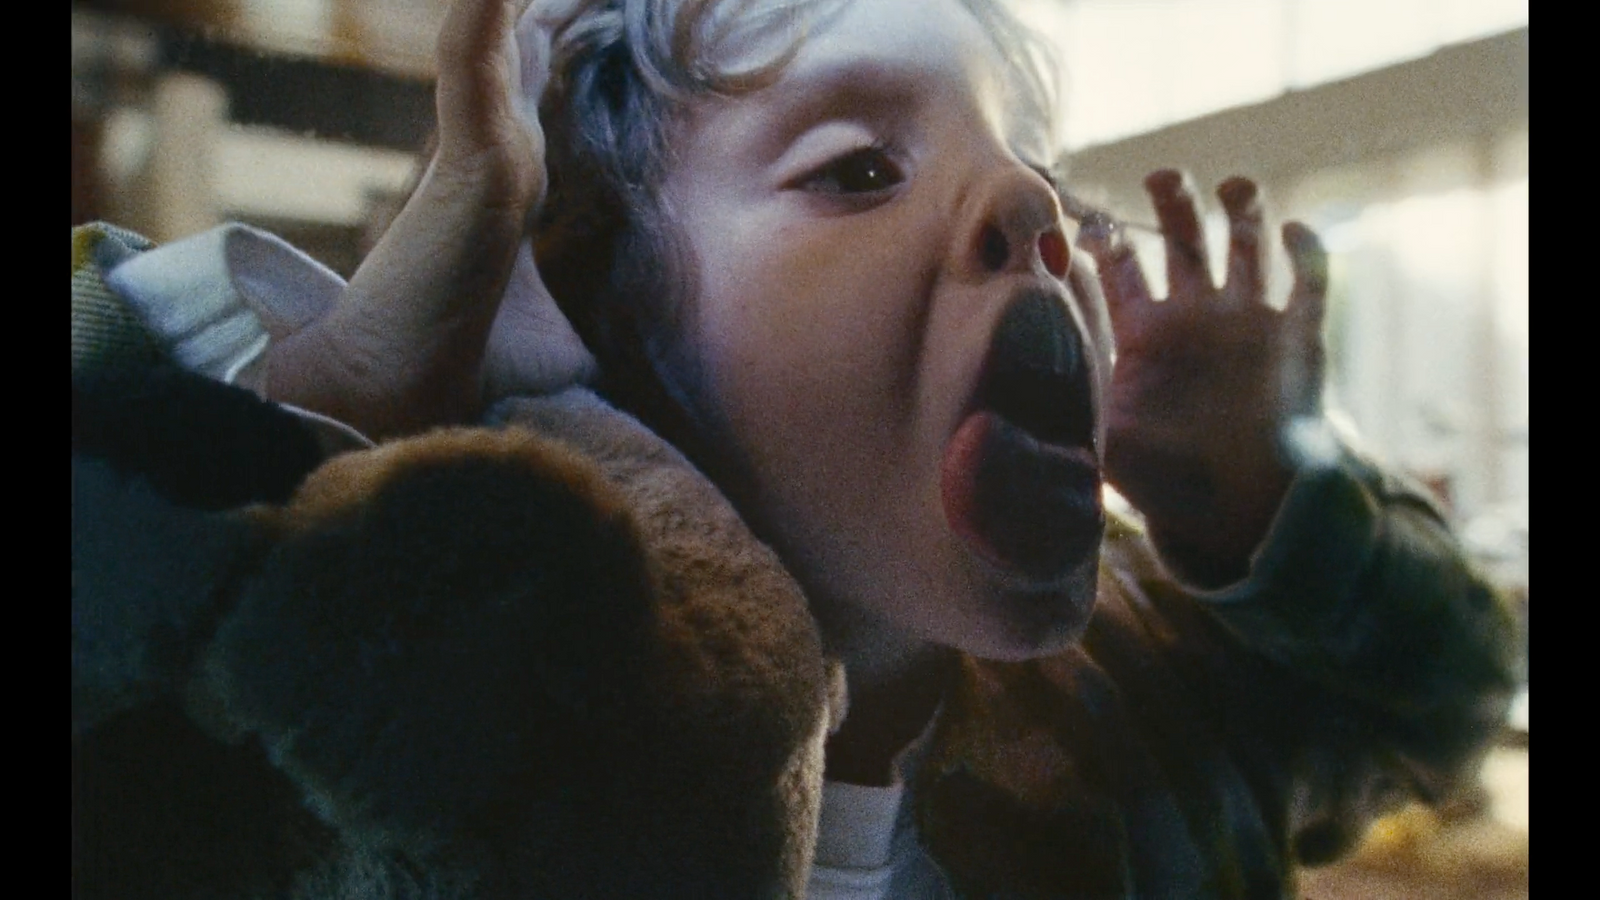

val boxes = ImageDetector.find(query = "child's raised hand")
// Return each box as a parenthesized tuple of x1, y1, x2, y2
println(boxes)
(1075, 171, 1330, 587)
(263, 0, 548, 440)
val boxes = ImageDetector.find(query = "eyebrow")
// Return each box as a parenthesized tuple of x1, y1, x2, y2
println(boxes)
(751, 59, 930, 152)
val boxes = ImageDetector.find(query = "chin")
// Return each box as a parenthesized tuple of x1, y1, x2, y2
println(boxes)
(943, 544, 1103, 662)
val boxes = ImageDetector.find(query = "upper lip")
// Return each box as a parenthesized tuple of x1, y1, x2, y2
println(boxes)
(968, 285, 1097, 453)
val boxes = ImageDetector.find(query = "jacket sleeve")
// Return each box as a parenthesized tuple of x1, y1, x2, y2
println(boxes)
(1108, 435, 1524, 867)
(914, 430, 1523, 900)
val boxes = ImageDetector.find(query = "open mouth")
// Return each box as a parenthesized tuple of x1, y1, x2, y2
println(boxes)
(940, 287, 1104, 583)
(975, 288, 1097, 451)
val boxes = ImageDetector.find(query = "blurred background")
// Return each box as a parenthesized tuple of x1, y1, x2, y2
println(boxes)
(69, 0, 1527, 894)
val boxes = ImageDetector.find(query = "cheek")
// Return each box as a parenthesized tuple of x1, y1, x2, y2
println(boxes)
(691, 229, 929, 453)
(679, 221, 951, 595)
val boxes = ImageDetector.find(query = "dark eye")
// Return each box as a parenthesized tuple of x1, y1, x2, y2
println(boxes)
(803, 146, 904, 196)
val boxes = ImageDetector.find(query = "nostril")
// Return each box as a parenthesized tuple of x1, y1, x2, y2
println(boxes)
(1039, 230, 1069, 280)
(980, 225, 1009, 272)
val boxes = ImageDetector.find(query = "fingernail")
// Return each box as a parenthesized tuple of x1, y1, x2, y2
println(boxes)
(1144, 168, 1189, 198)
(1217, 177, 1260, 216)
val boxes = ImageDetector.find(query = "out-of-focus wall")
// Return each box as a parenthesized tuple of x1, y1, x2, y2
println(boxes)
(71, 2, 437, 273)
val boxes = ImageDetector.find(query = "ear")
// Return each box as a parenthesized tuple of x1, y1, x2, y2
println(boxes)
(482, 237, 599, 401)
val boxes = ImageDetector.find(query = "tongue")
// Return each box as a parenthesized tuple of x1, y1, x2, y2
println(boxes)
(941, 410, 1104, 582)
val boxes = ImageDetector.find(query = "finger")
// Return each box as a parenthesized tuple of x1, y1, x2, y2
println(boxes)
(483, 239, 599, 402)
(1282, 221, 1328, 331)
(1280, 222, 1329, 417)
(1144, 169, 1213, 300)
(435, 0, 525, 161)
(515, 0, 552, 126)
(1075, 212, 1154, 345)
(513, 2, 552, 224)
(1217, 177, 1265, 306)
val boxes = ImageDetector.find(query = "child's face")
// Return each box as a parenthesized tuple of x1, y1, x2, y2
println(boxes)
(661, 0, 1108, 661)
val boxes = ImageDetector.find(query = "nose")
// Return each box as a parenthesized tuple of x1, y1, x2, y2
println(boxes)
(960, 164, 1070, 282)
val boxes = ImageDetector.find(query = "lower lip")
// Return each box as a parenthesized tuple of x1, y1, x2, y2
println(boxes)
(941, 410, 1104, 583)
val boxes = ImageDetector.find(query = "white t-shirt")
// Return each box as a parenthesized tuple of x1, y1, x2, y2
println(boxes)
(807, 705, 961, 900)
(807, 779, 957, 900)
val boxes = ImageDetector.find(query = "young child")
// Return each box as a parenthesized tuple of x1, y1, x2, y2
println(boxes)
(72, 0, 1522, 896)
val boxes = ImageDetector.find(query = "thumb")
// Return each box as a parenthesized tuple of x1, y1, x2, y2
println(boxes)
(483, 239, 599, 402)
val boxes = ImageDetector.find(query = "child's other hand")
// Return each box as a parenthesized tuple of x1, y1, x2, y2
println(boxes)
(264, 0, 548, 440)
(1075, 171, 1329, 587)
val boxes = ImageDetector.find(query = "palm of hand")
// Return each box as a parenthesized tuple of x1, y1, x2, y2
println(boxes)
(1077, 172, 1329, 583)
